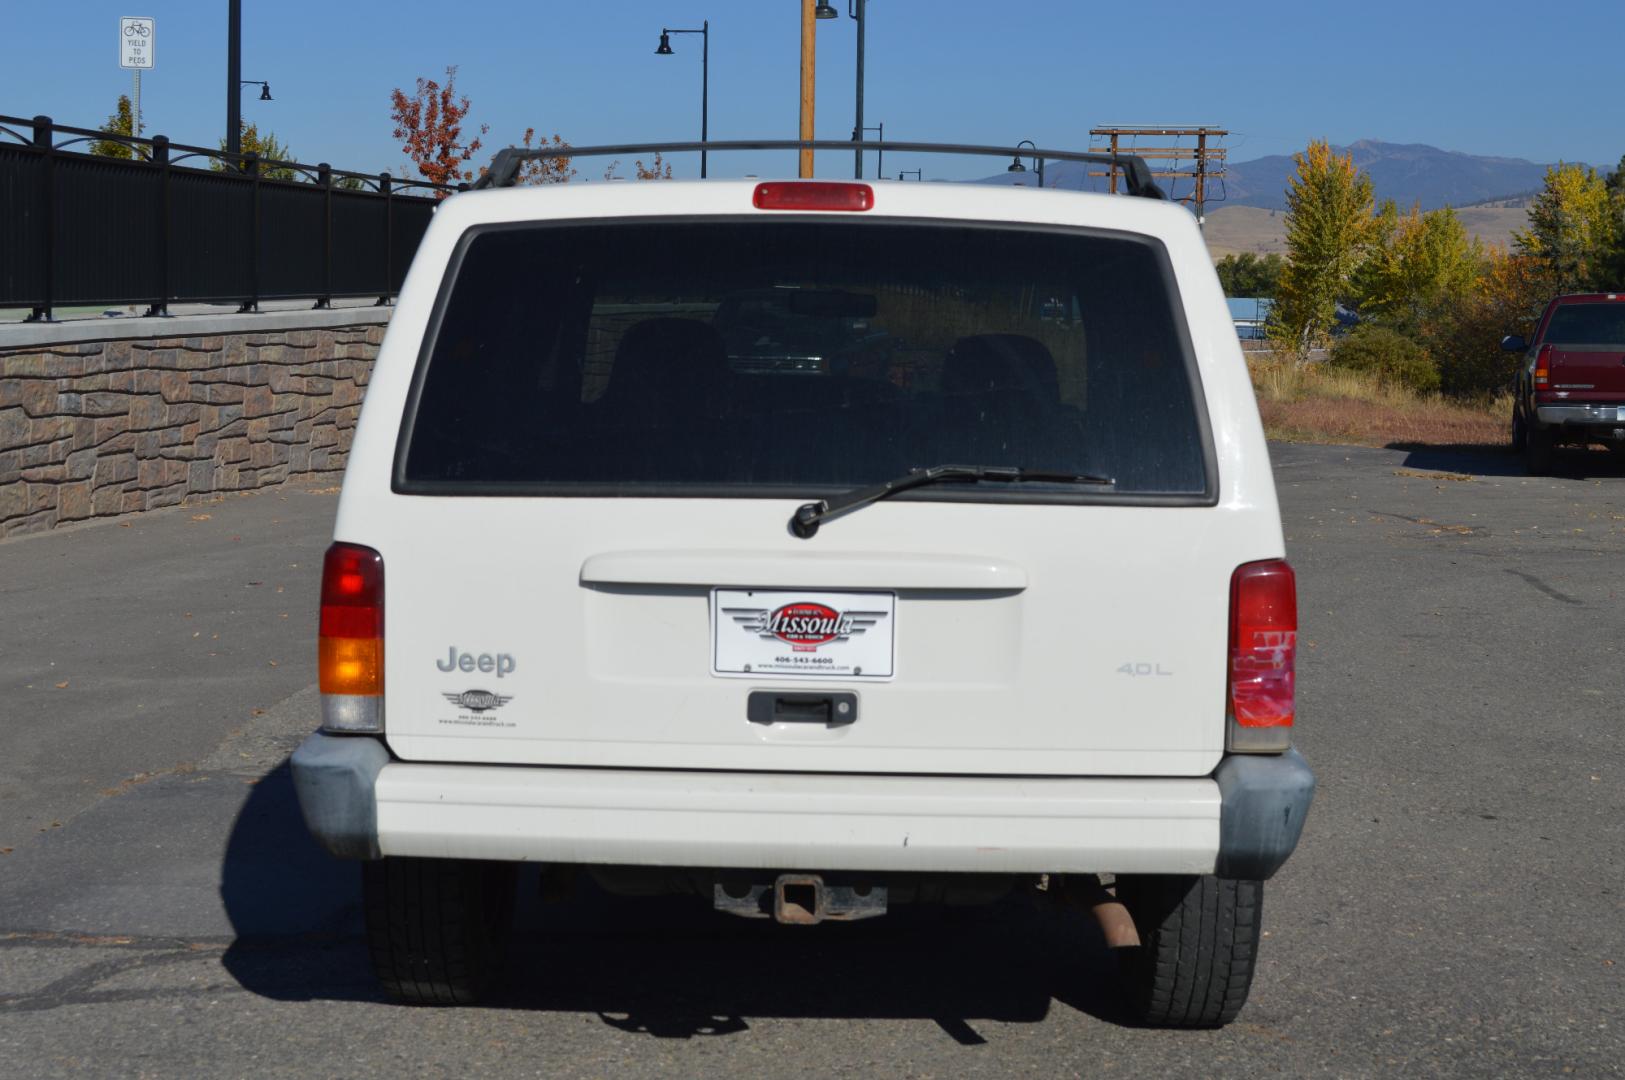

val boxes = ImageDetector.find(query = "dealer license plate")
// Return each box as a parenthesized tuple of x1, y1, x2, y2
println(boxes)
(712, 589, 896, 679)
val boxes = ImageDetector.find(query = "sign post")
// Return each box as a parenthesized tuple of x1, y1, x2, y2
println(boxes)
(119, 17, 155, 147)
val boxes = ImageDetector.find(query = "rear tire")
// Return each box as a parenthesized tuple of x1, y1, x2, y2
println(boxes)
(1510, 406, 1527, 452)
(362, 857, 517, 1005)
(1525, 425, 1554, 476)
(1115, 874, 1262, 1028)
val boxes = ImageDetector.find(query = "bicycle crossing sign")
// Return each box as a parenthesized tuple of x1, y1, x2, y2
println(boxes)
(120, 17, 154, 69)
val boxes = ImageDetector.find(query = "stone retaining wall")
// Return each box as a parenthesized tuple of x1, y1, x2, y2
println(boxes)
(0, 320, 384, 537)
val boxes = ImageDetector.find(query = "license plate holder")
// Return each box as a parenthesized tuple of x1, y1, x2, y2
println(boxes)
(712, 589, 896, 679)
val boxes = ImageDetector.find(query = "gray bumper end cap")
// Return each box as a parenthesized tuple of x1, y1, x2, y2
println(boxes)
(290, 731, 389, 861)
(1214, 746, 1316, 881)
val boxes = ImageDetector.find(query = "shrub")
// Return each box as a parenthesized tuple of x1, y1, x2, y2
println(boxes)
(1327, 325, 1440, 394)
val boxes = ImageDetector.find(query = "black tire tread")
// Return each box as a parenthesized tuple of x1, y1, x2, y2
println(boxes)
(362, 857, 516, 1005)
(1117, 874, 1262, 1028)
(1526, 425, 1554, 475)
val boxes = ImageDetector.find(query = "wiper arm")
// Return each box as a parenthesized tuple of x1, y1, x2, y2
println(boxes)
(790, 464, 1115, 538)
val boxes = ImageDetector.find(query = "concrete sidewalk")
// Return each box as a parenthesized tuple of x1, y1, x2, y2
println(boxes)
(0, 484, 337, 851)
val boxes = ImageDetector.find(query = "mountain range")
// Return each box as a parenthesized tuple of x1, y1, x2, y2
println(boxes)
(976, 140, 1604, 212)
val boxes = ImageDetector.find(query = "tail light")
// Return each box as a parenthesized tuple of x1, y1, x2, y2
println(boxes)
(1533, 344, 1552, 390)
(1228, 559, 1296, 752)
(753, 181, 873, 212)
(319, 542, 384, 733)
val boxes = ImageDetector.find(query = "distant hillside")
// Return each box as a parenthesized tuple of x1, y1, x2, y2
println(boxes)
(974, 140, 1594, 212)
(1203, 204, 1530, 260)
(1220, 141, 1570, 211)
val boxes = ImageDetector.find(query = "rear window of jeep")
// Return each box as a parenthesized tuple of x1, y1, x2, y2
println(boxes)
(397, 220, 1212, 499)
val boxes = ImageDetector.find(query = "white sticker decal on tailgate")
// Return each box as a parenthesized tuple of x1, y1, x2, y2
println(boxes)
(712, 590, 895, 679)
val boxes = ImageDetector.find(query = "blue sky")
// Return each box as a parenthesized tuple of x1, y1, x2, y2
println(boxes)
(4, 1, 1623, 183)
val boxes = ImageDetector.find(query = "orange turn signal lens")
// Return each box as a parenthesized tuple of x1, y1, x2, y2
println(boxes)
(319, 636, 382, 696)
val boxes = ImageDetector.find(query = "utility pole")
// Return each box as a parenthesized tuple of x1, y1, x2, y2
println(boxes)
(227, 0, 242, 160)
(1088, 126, 1228, 222)
(799, 0, 816, 177)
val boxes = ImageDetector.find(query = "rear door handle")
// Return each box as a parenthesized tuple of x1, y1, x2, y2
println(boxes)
(747, 692, 857, 727)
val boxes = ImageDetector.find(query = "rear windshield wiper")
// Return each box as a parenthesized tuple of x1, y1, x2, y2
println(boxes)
(790, 464, 1116, 538)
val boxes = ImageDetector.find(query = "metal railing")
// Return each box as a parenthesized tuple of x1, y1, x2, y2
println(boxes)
(0, 114, 454, 320)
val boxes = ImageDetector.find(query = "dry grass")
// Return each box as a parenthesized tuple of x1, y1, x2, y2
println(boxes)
(1248, 357, 1511, 448)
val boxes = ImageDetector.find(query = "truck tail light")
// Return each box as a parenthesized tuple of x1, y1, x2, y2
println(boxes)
(1228, 559, 1296, 752)
(319, 542, 384, 733)
(1533, 344, 1552, 389)
(753, 181, 873, 212)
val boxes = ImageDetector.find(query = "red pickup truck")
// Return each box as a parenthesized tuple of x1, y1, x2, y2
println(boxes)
(1506, 294, 1625, 474)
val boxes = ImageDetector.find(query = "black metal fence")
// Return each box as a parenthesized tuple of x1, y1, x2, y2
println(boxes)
(0, 114, 454, 320)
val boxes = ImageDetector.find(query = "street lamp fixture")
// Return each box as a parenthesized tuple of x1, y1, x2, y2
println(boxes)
(1010, 139, 1044, 188)
(815, 0, 839, 18)
(653, 20, 709, 178)
(243, 80, 272, 101)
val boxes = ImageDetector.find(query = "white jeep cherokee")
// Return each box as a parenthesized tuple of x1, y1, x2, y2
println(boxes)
(292, 142, 1315, 1028)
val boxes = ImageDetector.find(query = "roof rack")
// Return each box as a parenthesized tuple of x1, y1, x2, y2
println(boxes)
(471, 139, 1167, 200)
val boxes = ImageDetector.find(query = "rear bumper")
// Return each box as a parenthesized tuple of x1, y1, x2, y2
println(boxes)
(291, 734, 1314, 878)
(1535, 403, 1625, 427)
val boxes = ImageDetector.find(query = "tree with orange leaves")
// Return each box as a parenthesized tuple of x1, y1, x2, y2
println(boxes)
(1418, 247, 1552, 396)
(389, 66, 488, 194)
(602, 152, 674, 181)
(512, 128, 576, 185)
(390, 67, 576, 193)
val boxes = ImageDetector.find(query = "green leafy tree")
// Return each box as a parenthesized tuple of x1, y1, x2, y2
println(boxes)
(1353, 201, 1482, 327)
(90, 95, 139, 159)
(1271, 140, 1375, 353)
(1514, 163, 1617, 292)
(1601, 154, 1625, 288)
(1328, 324, 1440, 394)
(1214, 252, 1284, 298)
(211, 122, 298, 180)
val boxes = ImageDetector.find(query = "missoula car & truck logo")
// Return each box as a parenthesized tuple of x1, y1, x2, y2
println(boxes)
(725, 601, 890, 652)
(442, 689, 513, 713)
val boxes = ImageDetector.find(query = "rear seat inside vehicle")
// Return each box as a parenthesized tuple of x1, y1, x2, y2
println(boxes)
(587, 319, 1097, 484)
(941, 334, 1082, 466)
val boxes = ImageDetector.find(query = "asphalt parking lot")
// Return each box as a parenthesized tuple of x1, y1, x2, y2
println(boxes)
(0, 442, 1621, 1078)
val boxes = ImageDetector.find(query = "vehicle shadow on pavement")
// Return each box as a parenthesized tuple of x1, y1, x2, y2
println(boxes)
(497, 885, 1131, 1041)
(218, 763, 378, 1003)
(1390, 443, 1625, 479)
(216, 766, 1133, 1037)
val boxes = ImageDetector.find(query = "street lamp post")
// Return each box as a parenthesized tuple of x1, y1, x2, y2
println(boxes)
(858, 122, 883, 179)
(849, 0, 867, 179)
(1007, 139, 1045, 188)
(225, 0, 274, 165)
(655, 21, 709, 178)
(227, 0, 241, 159)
